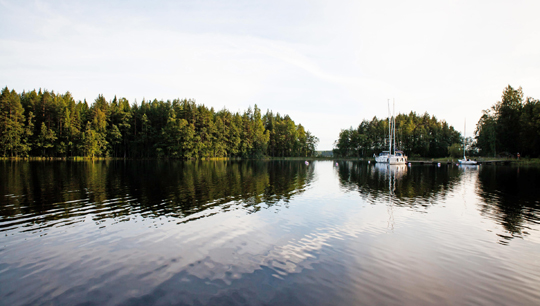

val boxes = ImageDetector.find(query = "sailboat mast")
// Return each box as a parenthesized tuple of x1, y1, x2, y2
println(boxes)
(463, 118, 466, 159)
(388, 99, 391, 154)
(393, 99, 396, 155)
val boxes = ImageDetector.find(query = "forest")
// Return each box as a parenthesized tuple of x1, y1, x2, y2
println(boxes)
(333, 112, 462, 158)
(335, 85, 540, 159)
(0, 87, 318, 159)
(475, 85, 540, 158)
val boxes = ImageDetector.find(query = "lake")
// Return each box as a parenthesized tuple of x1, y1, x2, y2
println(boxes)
(1, 160, 539, 305)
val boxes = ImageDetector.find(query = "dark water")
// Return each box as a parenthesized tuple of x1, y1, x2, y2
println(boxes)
(1, 161, 539, 305)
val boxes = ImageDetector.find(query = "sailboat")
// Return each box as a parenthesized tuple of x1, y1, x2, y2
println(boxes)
(459, 119, 477, 165)
(375, 99, 407, 165)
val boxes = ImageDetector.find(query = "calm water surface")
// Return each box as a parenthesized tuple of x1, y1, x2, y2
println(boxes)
(1, 160, 539, 305)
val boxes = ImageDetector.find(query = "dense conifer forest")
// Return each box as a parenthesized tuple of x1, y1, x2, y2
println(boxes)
(333, 111, 462, 158)
(0, 87, 318, 158)
(334, 85, 540, 158)
(475, 85, 540, 158)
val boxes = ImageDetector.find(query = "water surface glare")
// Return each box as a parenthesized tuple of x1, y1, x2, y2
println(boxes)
(1, 160, 540, 305)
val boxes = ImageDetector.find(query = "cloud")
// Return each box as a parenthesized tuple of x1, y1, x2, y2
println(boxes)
(1, 0, 540, 149)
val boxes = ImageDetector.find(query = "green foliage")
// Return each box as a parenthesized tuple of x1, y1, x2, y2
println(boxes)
(0, 86, 318, 159)
(476, 85, 540, 157)
(0, 87, 27, 157)
(35, 122, 57, 156)
(447, 143, 463, 158)
(476, 110, 497, 157)
(334, 112, 461, 158)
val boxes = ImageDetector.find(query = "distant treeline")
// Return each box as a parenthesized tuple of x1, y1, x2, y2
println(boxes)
(0, 87, 318, 158)
(334, 112, 461, 158)
(475, 85, 540, 158)
(335, 85, 540, 159)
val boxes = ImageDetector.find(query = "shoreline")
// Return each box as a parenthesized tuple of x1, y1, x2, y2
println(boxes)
(1, 156, 539, 164)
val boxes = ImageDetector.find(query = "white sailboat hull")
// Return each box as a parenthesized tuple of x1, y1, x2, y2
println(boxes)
(375, 155, 407, 164)
(389, 156, 407, 165)
(375, 155, 389, 163)
(458, 159, 477, 165)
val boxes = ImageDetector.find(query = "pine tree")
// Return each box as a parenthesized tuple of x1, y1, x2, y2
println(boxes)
(0, 88, 26, 157)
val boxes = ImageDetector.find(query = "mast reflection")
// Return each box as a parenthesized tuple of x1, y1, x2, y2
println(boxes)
(337, 161, 462, 208)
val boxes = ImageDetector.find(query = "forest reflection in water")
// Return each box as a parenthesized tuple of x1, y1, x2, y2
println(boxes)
(0, 160, 314, 234)
(337, 162, 462, 207)
(476, 165, 540, 243)
(2, 160, 539, 243)
(336, 161, 540, 244)
(1, 160, 540, 306)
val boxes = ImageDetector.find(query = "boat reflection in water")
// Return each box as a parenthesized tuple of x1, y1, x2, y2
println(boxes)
(458, 164, 479, 172)
(338, 161, 540, 245)
(337, 161, 463, 208)
(372, 163, 408, 181)
(372, 163, 408, 229)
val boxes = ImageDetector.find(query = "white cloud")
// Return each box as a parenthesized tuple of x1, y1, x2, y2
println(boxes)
(1, 0, 539, 149)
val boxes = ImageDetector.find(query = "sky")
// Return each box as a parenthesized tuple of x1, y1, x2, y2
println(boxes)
(1, 0, 539, 150)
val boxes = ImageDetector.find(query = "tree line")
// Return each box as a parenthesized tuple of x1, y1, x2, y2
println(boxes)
(0, 87, 318, 158)
(475, 85, 540, 158)
(333, 111, 461, 158)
